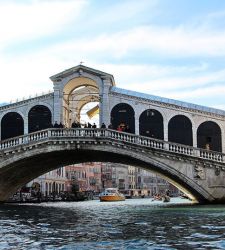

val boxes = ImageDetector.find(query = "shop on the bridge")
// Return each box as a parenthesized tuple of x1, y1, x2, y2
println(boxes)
(197, 121, 222, 152)
(139, 109, 164, 139)
(28, 105, 52, 133)
(168, 115, 193, 146)
(1, 112, 24, 140)
(110, 103, 135, 133)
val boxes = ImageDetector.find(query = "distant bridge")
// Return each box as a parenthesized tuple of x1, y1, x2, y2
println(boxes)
(0, 128, 225, 203)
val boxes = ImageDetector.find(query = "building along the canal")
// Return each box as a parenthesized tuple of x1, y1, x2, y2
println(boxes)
(22, 163, 176, 200)
(27, 167, 67, 198)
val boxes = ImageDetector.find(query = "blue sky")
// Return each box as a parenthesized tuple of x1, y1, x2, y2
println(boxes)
(1, 0, 225, 110)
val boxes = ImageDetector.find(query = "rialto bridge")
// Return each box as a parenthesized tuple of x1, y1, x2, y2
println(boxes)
(0, 65, 225, 203)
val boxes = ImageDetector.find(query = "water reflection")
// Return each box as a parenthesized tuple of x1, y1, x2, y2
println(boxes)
(0, 198, 225, 249)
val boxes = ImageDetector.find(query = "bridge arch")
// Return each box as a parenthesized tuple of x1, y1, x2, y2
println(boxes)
(197, 121, 222, 152)
(0, 141, 213, 203)
(139, 109, 164, 139)
(168, 115, 193, 146)
(64, 77, 100, 98)
(28, 105, 52, 133)
(63, 77, 101, 126)
(110, 103, 135, 132)
(69, 86, 99, 125)
(1, 112, 24, 140)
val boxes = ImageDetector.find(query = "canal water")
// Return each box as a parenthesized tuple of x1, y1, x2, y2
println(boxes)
(0, 198, 225, 249)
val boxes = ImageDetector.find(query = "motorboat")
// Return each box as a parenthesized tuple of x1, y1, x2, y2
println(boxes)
(99, 188, 125, 202)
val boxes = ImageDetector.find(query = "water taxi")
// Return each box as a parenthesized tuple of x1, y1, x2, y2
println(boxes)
(99, 188, 125, 202)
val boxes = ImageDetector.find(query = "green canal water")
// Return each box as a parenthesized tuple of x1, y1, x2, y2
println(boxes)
(0, 198, 225, 249)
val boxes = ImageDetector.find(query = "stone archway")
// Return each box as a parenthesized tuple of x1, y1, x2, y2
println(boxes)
(197, 121, 222, 152)
(1, 112, 24, 140)
(168, 115, 193, 146)
(0, 145, 212, 203)
(139, 109, 164, 139)
(0, 131, 219, 203)
(110, 103, 135, 133)
(62, 77, 100, 127)
(28, 105, 52, 133)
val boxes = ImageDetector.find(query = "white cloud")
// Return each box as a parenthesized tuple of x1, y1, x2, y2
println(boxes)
(168, 85, 225, 100)
(86, 0, 159, 25)
(90, 62, 221, 92)
(1, 0, 225, 111)
(41, 24, 225, 58)
(0, 0, 87, 49)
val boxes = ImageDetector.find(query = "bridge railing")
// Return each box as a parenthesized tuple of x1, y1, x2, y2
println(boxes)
(0, 128, 224, 163)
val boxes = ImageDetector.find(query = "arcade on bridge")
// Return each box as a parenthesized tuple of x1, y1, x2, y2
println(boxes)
(0, 65, 223, 153)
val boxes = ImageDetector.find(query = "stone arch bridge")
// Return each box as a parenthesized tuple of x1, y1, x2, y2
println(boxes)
(0, 128, 225, 203)
(0, 65, 225, 203)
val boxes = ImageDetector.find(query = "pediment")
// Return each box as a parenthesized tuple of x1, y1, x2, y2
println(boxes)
(50, 65, 115, 84)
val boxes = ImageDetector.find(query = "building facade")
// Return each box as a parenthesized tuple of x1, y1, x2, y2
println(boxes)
(27, 163, 175, 198)
(27, 167, 66, 197)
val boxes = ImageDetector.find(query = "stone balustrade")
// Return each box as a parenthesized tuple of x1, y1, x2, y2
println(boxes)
(0, 128, 224, 163)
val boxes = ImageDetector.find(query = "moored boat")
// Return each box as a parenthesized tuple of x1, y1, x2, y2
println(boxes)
(99, 188, 125, 202)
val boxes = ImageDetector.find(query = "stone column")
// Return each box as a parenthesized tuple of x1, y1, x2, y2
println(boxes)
(192, 125, 197, 148)
(100, 78, 111, 127)
(164, 119, 168, 141)
(222, 130, 225, 153)
(53, 82, 63, 123)
(134, 106, 139, 135)
(135, 117, 139, 135)
(24, 116, 28, 134)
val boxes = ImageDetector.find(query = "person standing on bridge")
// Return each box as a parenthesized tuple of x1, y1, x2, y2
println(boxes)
(125, 125, 131, 133)
(100, 123, 106, 136)
(53, 121, 59, 128)
(205, 143, 210, 150)
(108, 124, 113, 129)
(101, 123, 106, 128)
(71, 121, 77, 128)
(59, 122, 64, 128)
(117, 125, 123, 132)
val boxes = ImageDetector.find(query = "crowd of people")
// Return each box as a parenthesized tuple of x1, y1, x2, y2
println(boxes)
(50, 121, 132, 133)
(51, 121, 98, 129)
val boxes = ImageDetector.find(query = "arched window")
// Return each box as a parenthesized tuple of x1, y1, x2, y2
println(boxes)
(1, 112, 24, 140)
(110, 103, 135, 133)
(197, 121, 222, 152)
(168, 115, 193, 146)
(28, 105, 52, 133)
(139, 109, 164, 139)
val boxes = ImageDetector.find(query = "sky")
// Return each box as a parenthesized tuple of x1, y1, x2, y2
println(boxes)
(1, 0, 225, 110)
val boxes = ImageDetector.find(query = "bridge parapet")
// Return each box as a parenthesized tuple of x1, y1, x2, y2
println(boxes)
(0, 128, 224, 164)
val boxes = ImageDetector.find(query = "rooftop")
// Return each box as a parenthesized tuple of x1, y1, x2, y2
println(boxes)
(111, 87, 225, 117)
